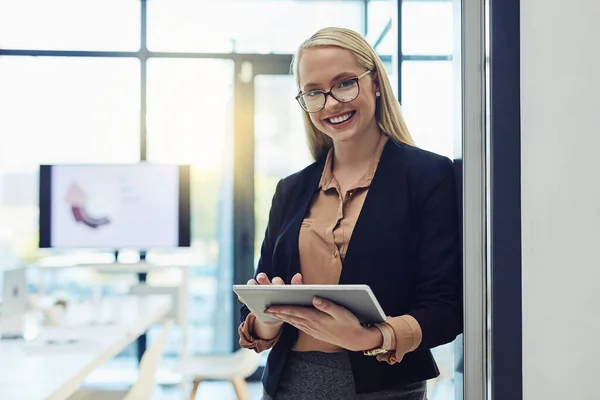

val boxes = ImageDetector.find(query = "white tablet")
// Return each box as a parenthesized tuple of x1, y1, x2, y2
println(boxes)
(233, 284, 386, 324)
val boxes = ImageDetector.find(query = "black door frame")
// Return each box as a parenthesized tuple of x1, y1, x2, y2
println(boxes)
(488, 0, 522, 398)
(232, 55, 295, 351)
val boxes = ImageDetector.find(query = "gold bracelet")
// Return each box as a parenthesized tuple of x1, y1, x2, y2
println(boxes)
(377, 323, 393, 351)
(363, 323, 392, 356)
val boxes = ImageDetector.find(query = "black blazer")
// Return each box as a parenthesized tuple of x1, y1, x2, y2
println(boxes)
(241, 139, 463, 397)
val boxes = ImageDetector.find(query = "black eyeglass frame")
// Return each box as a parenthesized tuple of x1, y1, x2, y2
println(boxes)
(295, 69, 373, 113)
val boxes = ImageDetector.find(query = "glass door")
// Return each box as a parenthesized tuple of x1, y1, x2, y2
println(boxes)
(146, 57, 236, 357)
(398, 2, 458, 398)
(230, 56, 313, 366)
(231, 56, 308, 349)
(253, 73, 312, 265)
(252, 68, 314, 368)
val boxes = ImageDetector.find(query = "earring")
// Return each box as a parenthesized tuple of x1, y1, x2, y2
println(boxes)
(376, 92, 381, 97)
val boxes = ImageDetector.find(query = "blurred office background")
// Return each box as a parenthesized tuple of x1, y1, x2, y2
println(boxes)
(0, 0, 457, 399)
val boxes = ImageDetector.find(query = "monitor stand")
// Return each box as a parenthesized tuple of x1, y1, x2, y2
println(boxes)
(110, 249, 149, 284)
(136, 251, 148, 282)
(112, 249, 147, 265)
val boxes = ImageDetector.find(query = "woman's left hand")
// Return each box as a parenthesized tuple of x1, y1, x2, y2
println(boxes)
(265, 297, 379, 351)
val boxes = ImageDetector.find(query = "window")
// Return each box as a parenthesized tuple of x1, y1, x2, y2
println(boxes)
(0, 0, 140, 51)
(402, 61, 454, 158)
(0, 56, 139, 266)
(148, 0, 365, 53)
(367, 0, 395, 54)
(403, 1, 453, 55)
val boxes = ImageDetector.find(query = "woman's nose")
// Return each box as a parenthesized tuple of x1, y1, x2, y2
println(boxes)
(324, 93, 342, 111)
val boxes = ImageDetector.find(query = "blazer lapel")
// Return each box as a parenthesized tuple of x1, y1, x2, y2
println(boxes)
(339, 140, 407, 283)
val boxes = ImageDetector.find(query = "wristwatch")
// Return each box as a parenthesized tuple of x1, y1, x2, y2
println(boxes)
(363, 323, 393, 356)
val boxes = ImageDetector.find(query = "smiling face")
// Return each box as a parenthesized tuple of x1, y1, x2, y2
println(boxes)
(297, 46, 380, 145)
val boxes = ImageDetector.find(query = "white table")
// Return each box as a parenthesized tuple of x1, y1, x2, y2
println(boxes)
(36, 261, 191, 358)
(0, 295, 172, 400)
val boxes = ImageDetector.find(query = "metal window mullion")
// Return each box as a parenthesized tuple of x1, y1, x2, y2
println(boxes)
(397, 0, 404, 102)
(461, 0, 488, 398)
(364, 0, 369, 37)
(140, 0, 148, 162)
(135, 0, 149, 364)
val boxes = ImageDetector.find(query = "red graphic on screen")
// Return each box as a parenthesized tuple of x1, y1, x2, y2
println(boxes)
(65, 183, 111, 229)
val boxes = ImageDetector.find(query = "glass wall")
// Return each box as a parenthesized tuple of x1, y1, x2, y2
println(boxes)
(0, 0, 458, 396)
(0, 0, 369, 382)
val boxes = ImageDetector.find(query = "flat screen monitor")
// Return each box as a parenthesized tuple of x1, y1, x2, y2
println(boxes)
(39, 163, 191, 250)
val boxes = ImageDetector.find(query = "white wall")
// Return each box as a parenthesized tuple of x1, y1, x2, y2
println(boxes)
(521, 0, 600, 399)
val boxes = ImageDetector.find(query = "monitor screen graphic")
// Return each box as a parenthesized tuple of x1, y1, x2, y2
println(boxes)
(39, 164, 190, 249)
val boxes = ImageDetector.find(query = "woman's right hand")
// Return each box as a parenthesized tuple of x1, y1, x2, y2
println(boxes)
(247, 272, 303, 338)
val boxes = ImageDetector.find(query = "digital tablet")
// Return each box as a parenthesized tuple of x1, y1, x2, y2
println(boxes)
(233, 284, 386, 324)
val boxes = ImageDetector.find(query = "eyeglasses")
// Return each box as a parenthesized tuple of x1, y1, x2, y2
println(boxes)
(295, 70, 372, 113)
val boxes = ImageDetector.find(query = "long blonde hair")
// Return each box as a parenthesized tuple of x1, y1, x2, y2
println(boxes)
(291, 27, 415, 160)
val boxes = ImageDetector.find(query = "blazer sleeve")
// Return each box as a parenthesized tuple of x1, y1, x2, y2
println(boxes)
(407, 156, 463, 351)
(240, 178, 286, 324)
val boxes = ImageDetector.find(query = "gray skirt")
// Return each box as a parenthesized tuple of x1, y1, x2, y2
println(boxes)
(262, 351, 427, 400)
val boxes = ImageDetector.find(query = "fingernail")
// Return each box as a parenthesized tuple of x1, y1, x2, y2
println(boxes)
(313, 297, 322, 305)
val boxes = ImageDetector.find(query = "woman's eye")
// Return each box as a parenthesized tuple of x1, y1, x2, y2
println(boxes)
(337, 79, 354, 89)
(306, 91, 320, 97)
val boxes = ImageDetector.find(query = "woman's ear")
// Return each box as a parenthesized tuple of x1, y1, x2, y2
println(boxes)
(373, 82, 381, 98)
(372, 77, 380, 96)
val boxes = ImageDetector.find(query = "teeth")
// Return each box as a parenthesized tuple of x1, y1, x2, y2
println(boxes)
(329, 112, 353, 124)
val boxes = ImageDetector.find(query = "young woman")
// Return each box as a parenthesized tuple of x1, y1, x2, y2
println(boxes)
(238, 27, 462, 400)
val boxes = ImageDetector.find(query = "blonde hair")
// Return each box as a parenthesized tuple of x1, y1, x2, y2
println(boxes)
(291, 27, 415, 160)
